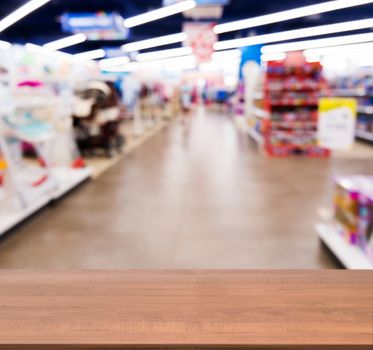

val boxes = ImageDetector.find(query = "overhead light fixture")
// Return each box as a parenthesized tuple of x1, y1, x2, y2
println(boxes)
(102, 62, 141, 73)
(136, 47, 193, 62)
(124, 0, 196, 28)
(138, 55, 196, 71)
(304, 42, 373, 58)
(0, 0, 51, 33)
(261, 32, 373, 54)
(214, 0, 373, 34)
(0, 40, 12, 50)
(102, 55, 197, 72)
(261, 52, 287, 62)
(214, 18, 373, 51)
(99, 56, 130, 69)
(199, 59, 241, 72)
(321, 52, 373, 68)
(211, 49, 241, 60)
(25, 43, 72, 60)
(74, 49, 105, 62)
(122, 32, 187, 52)
(43, 33, 87, 51)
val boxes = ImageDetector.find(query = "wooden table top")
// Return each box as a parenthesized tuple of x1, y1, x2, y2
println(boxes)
(0, 270, 372, 349)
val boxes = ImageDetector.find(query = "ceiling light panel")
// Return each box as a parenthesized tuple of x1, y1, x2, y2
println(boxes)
(136, 47, 193, 62)
(214, 18, 373, 51)
(214, 0, 373, 34)
(124, 0, 196, 28)
(261, 32, 373, 54)
(0, 0, 51, 33)
(122, 33, 187, 52)
(74, 49, 106, 62)
(43, 33, 87, 51)
(99, 56, 130, 68)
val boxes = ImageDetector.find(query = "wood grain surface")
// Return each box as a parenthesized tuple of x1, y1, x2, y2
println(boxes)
(0, 270, 371, 349)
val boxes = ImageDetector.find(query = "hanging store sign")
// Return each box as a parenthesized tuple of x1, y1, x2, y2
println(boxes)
(183, 22, 217, 62)
(317, 98, 357, 150)
(61, 12, 130, 41)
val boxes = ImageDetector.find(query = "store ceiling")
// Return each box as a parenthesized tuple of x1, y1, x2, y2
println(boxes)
(0, 0, 372, 53)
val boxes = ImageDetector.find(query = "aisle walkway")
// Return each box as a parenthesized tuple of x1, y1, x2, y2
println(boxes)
(1, 108, 372, 268)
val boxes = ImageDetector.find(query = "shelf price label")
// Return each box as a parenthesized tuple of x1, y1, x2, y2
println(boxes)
(317, 98, 357, 151)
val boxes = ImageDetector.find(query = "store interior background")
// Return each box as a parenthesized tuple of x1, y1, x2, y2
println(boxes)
(0, 0, 373, 270)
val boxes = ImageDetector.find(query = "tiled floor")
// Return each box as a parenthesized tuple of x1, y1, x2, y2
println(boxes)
(1, 107, 373, 269)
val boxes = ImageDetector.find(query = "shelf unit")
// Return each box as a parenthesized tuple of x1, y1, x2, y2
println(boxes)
(356, 129, 373, 142)
(0, 167, 92, 236)
(316, 223, 373, 269)
(332, 82, 373, 143)
(261, 61, 329, 157)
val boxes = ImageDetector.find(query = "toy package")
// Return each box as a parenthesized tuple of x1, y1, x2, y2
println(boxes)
(334, 176, 373, 261)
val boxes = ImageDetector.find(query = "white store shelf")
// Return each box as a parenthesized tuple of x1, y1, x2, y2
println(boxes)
(358, 106, 373, 115)
(316, 223, 373, 270)
(52, 167, 92, 199)
(356, 130, 373, 142)
(247, 126, 264, 145)
(0, 195, 50, 236)
(253, 107, 269, 119)
(0, 167, 92, 236)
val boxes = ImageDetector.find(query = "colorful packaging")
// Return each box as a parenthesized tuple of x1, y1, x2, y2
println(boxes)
(334, 176, 373, 260)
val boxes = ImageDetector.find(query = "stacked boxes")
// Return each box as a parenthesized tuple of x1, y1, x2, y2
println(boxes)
(334, 176, 373, 260)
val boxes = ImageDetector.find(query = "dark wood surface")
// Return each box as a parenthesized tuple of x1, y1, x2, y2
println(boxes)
(0, 270, 372, 349)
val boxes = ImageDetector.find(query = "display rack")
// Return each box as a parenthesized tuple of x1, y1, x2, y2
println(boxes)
(0, 44, 95, 237)
(330, 73, 373, 143)
(260, 61, 329, 157)
(316, 223, 373, 269)
(0, 168, 91, 236)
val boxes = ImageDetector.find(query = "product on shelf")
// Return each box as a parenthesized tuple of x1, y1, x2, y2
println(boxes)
(328, 69, 373, 143)
(333, 176, 373, 262)
(260, 60, 329, 157)
(73, 81, 125, 158)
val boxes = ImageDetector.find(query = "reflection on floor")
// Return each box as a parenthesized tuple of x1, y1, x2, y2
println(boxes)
(1, 107, 373, 269)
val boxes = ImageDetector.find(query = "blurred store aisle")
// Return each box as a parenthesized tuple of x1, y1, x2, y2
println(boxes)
(1, 108, 373, 269)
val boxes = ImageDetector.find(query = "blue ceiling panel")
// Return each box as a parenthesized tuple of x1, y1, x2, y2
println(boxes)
(0, 0, 371, 53)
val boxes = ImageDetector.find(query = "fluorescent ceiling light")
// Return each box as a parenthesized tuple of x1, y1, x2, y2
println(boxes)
(304, 42, 373, 58)
(103, 62, 141, 73)
(103, 55, 197, 72)
(199, 55, 241, 72)
(199, 60, 241, 72)
(136, 47, 193, 61)
(211, 49, 241, 60)
(124, 0, 196, 28)
(214, 0, 373, 34)
(99, 56, 130, 68)
(0, 0, 51, 33)
(43, 33, 87, 51)
(261, 32, 373, 54)
(74, 49, 105, 62)
(261, 52, 287, 62)
(122, 32, 187, 52)
(321, 53, 373, 67)
(138, 55, 196, 71)
(0, 40, 12, 50)
(25, 43, 72, 60)
(214, 18, 373, 51)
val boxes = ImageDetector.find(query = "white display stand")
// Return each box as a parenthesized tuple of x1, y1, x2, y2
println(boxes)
(0, 167, 92, 236)
(0, 44, 99, 236)
(316, 223, 373, 270)
(0, 193, 50, 235)
(52, 167, 92, 199)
